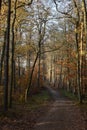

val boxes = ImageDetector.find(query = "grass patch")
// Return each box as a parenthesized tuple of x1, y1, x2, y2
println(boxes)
(27, 89, 51, 110)
(0, 89, 51, 119)
(61, 89, 78, 101)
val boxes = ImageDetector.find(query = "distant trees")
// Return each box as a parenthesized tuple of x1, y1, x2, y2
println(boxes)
(25, 1, 49, 101)
(0, 0, 87, 112)
(71, 0, 87, 103)
(0, 0, 34, 111)
(0, 0, 51, 109)
(53, 0, 87, 103)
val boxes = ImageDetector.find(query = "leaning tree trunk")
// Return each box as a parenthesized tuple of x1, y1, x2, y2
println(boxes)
(25, 52, 39, 102)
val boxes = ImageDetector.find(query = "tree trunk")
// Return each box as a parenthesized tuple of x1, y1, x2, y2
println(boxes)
(81, 0, 87, 95)
(50, 55, 53, 82)
(0, 31, 6, 85)
(82, 0, 87, 48)
(38, 41, 41, 88)
(75, 27, 82, 103)
(4, 0, 11, 111)
(73, 0, 82, 103)
(9, 0, 17, 108)
(25, 52, 39, 102)
(18, 56, 21, 77)
(0, 0, 2, 11)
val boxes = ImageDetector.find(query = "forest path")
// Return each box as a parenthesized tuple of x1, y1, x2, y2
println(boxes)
(33, 87, 86, 130)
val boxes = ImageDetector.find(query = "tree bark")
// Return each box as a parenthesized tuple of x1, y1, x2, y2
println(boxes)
(25, 52, 39, 102)
(4, 0, 11, 111)
(73, 0, 82, 103)
(75, 27, 82, 103)
(0, 31, 6, 85)
(0, 0, 2, 11)
(9, 0, 17, 108)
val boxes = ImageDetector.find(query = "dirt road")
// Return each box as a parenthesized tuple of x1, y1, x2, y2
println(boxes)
(33, 87, 86, 130)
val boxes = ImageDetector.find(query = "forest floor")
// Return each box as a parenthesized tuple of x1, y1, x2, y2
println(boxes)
(0, 86, 87, 130)
(33, 86, 87, 130)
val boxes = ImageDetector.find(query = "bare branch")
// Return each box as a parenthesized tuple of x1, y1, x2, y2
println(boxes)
(53, 0, 73, 20)
(16, 0, 33, 9)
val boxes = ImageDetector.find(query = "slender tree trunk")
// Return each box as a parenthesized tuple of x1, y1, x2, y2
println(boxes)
(58, 58, 63, 88)
(38, 41, 41, 88)
(9, 0, 17, 108)
(4, 0, 11, 111)
(0, 31, 6, 84)
(81, 0, 87, 95)
(82, 0, 87, 48)
(27, 33, 32, 90)
(13, 60, 16, 91)
(25, 52, 39, 102)
(27, 51, 31, 79)
(37, 21, 46, 88)
(0, 0, 2, 11)
(50, 55, 53, 82)
(54, 56, 56, 87)
(73, 0, 82, 103)
(18, 56, 21, 77)
(75, 26, 82, 103)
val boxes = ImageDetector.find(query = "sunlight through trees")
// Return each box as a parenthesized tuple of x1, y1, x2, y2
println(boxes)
(0, 0, 87, 111)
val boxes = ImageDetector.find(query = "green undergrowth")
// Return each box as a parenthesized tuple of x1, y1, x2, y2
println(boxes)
(61, 89, 87, 105)
(61, 89, 78, 101)
(0, 89, 51, 119)
(27, 89, 51, 110)
(13, 88, 51, 110)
